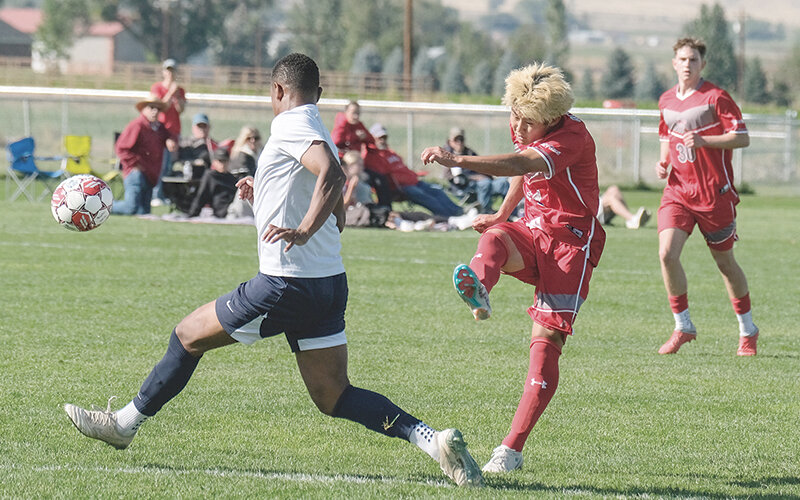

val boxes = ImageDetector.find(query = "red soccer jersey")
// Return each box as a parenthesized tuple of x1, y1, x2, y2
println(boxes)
(658, 80, 747, 210)
(150, 82, 186, 136)
(513, 114, 605, 266)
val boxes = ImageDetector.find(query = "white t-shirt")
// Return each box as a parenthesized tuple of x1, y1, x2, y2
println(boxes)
(254, 104, 345, 278)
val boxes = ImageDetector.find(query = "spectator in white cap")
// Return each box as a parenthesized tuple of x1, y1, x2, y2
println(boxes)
(365, 123, 465, 218)
(151, 58, 187, 206)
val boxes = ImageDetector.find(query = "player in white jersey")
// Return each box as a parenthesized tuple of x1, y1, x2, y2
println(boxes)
(64, 53, 483, 488)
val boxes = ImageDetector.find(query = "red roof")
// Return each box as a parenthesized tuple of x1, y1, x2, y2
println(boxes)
(87, 22, 124, 37)
(0, 8, 42, 34)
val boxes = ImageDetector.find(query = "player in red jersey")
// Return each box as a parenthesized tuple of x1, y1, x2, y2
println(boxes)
(655, 37, 758, 356)
(421, 63, 605, 474)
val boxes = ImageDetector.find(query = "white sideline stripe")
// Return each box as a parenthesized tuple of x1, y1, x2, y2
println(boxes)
(0, 463, 450, 488)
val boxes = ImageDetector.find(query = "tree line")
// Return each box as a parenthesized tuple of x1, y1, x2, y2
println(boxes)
(34, 0, 799, 107)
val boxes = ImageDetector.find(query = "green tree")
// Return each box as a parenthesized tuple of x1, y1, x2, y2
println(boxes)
(774, 41, 800, 107)
(635, 60, 667, 102)
(441, 57, 467, 94)
(382, 46, 403, 76)
(211, 4, 278, 67)
(37, 0, 91, 59)
(468, 60, 493, 96)
(492, 49, 519, 97)
(545, 0, 568, 68)
(743, 57, 770, 104)
(445, 22, 498, 82)
(576, 67, 596, 100)
(682, 2, 737, 91)
(286, 0, 344, 70)
(351, 43, 382, 74)
(413, 47, 438, 90)
(507, 24, 547, 67)
(601, 47, 635, 99)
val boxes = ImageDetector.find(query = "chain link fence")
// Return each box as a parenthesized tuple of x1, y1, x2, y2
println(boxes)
(2, 86, 798, 193)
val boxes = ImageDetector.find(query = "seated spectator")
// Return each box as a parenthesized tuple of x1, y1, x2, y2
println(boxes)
(442, 127, 509, 214)
(598, 185, 650, 229)
(331, 100, 392, 207)
(228, 126, 262, 179)
(188, 148, 237, 219)
(366, 123, 464, 218)
(177, 113, 218, 179)
(341, 151, 389, 227)
(225, 126, 262, 219)
(112, 96, 176, 215)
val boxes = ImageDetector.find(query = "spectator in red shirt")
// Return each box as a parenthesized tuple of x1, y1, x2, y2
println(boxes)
(331, 100, 392, 207)
(367, 123, 463, 217)
(151, 58, 187, 206)
(113, 97, 176, 215)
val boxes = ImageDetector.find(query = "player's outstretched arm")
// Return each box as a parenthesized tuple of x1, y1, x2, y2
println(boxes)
(420, 146, 548, 177)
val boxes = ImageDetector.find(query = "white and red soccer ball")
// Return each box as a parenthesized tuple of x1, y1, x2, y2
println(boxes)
(51, 175, 113, 232)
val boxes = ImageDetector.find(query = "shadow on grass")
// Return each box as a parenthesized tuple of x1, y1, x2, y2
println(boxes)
(485, 477, 796, 498)
(139, 462, 798, 497)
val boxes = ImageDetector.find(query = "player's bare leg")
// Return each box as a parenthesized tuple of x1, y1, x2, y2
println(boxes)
(484, 324, 564, 473)
(65, 301, 236, 448)
(710, 247, 759, 355)
(454, 228, 523, 320)
(658, 228, 697, 353)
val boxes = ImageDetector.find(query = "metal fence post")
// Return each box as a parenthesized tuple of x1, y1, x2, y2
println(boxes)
(23, 97, 30, 137)
(784, 110, 797, 182)
(632, 113, 641, 185)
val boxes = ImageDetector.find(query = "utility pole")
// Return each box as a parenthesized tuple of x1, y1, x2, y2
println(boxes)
(404, 0, 413, 98)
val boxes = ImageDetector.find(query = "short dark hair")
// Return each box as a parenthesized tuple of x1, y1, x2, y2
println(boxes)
(673, 37, 706, 58)
(272, 53, 319, 95)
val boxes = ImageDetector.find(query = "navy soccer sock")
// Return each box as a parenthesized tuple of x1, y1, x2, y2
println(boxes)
(332, 385, 420, 440)
(133, 329, 201, 417)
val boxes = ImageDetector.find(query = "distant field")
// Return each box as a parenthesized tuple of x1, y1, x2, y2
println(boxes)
(1, 191, 798, 498)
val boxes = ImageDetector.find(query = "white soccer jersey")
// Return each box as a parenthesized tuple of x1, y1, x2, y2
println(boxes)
(254, 104, 345, 278)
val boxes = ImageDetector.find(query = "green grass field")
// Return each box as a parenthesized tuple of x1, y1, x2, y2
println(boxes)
(1, 191, 798, 499)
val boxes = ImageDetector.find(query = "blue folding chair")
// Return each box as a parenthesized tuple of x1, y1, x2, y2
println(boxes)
(5, 137, 65, 202)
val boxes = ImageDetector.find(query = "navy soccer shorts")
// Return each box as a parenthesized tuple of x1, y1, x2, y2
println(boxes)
(215, 272, 348, 352)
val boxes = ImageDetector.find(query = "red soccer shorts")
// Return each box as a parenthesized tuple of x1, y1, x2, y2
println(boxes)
(491, 220, 597, 335)
(657, 197, 738, 251)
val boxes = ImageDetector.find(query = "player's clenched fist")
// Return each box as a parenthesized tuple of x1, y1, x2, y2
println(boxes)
(656, 161, 669, 179)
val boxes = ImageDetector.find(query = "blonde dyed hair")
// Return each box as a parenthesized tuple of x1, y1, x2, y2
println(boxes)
(502, 63, 573, 124)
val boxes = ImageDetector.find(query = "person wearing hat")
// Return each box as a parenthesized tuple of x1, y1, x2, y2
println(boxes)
(187, 146, 238, 218)
(365, 122, 464, 218)
(112, 96, 177, 215)
(176, 112, 218, 178)
(151, 58, 187, 205)
(442, 127, 509, 214)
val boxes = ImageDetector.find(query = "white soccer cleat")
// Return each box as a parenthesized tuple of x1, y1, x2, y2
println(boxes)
(453, 264, 492, 320)
(625, 207, 651, 229)
(64, 397, 135, 450)
(436, 428, 484, 487)
(482, 444, 523, 473)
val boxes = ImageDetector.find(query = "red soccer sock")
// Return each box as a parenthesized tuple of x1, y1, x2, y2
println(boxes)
(502, 337, 562, 452)
(668, 293, 689, 314)
(469, 231, 509, 293)
(730, 293, 751, 315)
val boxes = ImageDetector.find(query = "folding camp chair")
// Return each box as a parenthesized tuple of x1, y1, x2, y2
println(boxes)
(61, 134, 123, 198)
(5, 137, 65, 202)
(62, 135, 93, 175)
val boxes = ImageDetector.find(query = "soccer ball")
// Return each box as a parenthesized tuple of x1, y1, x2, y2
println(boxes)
(51, 175, 113, 231)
